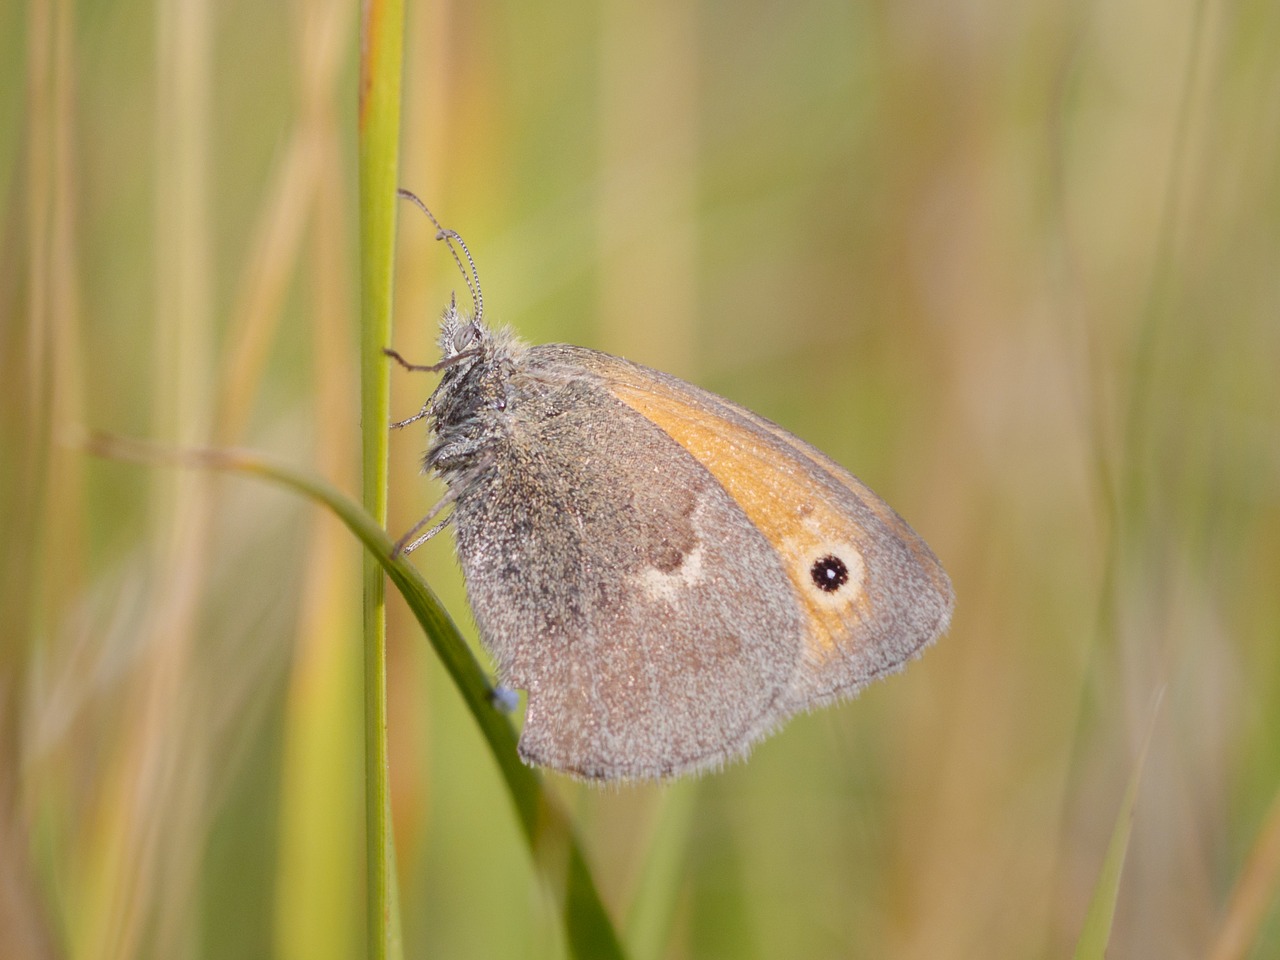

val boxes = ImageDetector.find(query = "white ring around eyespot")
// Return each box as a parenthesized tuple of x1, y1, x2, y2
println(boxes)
(782, 528, 867, 612)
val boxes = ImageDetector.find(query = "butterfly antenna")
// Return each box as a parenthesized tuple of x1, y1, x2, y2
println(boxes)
(439, 228, 484, 329)
(396, 188, 484, 327)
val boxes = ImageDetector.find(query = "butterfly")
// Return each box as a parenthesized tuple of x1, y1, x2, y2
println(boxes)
(388, 190, 953, 781)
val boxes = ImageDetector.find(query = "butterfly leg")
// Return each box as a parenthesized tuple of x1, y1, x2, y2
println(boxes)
(383, 347, 452, 373)
(392, 488, 458, 556)
(390, 398, 432, 430)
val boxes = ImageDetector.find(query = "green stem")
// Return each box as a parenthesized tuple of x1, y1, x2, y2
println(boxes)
(357, 1, 406, 957)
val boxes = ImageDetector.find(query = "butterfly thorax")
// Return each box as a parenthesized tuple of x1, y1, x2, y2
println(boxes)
(425, 314, 527, 482)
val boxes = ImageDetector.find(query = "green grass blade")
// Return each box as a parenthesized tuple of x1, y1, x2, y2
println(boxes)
(625, 781, 699, 960)
(358, 0, 407, 957)
(1209, 785, 1280, 960)
(83, 436, 627, 960)
(1071, 705, 1160, 960)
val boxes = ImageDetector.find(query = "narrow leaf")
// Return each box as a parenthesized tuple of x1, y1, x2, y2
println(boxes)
(1072, 700, 1161, 960)
(83, 435, 628, 960)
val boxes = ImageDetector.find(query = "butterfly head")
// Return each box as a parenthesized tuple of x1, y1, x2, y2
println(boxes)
(437, 292, 489, 360)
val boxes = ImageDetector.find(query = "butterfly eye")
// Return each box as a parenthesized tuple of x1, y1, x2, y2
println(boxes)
(810, 555, 850, 593)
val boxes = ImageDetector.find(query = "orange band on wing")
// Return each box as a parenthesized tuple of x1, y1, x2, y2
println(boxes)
(609, 381, 872, 661)
(732, 406, 954, 606)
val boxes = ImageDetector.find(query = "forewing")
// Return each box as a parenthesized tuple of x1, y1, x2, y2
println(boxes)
(554, 346, 954, 713)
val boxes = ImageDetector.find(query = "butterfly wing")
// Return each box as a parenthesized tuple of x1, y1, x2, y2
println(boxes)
(448, 352, 806, 780)
(554, 346, 954, 717)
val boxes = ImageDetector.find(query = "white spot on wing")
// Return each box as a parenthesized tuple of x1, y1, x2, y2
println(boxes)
(638, 545, 706, 603)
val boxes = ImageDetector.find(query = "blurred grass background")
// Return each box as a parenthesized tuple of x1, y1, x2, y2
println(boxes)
(4, 0, 1280, 958)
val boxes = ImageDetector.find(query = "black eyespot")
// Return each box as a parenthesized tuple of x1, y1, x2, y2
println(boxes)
(811, 555, 849, 593)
